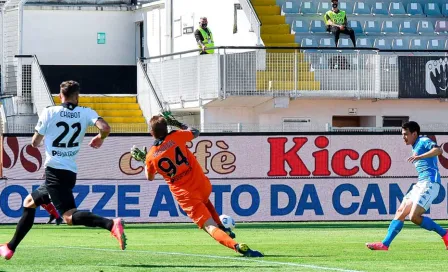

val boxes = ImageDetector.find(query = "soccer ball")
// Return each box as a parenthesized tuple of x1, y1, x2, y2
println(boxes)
(219, 214, 236, 230)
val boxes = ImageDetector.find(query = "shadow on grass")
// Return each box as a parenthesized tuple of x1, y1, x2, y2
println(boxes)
(119, 222, 400, 230)
(264, 254, 329, 258)
(4, 221, 446, 231)
(118, 264, 277, 269)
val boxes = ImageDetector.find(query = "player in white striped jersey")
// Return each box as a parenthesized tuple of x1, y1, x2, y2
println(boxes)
(0, 81, 126, 260)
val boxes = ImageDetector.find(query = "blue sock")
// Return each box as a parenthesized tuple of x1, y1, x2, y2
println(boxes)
(382, 220, 404, 247)
(420, 217, 447, 237)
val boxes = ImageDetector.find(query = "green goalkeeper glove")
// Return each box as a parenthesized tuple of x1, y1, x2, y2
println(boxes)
(160, 111, 187, 129)
(131, 145, 147, 162)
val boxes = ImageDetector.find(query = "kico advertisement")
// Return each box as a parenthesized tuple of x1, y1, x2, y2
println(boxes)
(1, 134, 448, 223)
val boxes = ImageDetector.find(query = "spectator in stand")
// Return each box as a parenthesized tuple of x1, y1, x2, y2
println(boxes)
(194, 17, 215, 55)
(324, 0, 356, 47)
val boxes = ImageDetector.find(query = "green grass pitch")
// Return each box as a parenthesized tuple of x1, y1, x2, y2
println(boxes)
(1, 221, 447, 272)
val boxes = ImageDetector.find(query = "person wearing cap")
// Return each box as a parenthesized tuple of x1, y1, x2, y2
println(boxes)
(194, 17, 214, 55)
(324, 0, 356, 47)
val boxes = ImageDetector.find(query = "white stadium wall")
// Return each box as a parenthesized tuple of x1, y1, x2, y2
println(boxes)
(203, 99, 448, 129)
(2, 134, 448, 223)
(22, 8, 136, 65)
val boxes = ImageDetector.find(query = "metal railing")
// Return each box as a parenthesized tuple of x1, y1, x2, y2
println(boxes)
(31, 56, 55, 114)
(5, 122, 448, 134)
(142, 51, 221, 105)
(2, 0, 25, 96)
(142, 46, 448, 102)
(238, 0, 262, 46)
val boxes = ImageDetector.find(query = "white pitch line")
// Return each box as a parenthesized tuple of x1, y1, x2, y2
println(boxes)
(25, 245, 364, 272)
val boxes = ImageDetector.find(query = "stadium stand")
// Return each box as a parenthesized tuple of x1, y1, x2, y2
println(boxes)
(256, 0, 448, 50)
(53, 96, 148, 132)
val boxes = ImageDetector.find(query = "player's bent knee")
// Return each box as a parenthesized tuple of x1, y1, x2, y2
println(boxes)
(409, 213, 422, 224)
(63, 214, 73, 225)
(62, 208, 77, 225)
(23, 194, 37, 208)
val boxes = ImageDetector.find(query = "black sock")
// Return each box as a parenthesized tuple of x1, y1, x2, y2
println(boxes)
(71, 211, 113, 231)
(8, 208, 36, 251)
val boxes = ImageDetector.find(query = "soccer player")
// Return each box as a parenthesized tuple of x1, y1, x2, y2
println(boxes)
(0, 81, 126, 260)
(131, 114, 263, 257)
(366, 121, 448, 250)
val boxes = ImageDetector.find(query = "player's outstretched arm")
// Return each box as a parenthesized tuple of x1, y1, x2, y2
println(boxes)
(161, 111, 200, 139)
(408, 147, 443, 162)
(89, 118, 111, 149)
(179, 123, 200, 139)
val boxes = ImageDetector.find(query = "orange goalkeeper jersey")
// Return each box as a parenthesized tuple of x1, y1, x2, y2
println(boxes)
(145, 130, 208, 198)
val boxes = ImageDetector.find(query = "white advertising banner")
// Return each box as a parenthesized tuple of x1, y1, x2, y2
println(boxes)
(1, 134, 448, 223)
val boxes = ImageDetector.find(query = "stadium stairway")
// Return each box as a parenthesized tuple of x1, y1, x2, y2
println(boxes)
(53, 95, 148, 133)
(251, 0, 321, 91)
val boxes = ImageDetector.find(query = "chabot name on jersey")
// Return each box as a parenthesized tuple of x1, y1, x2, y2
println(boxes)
(51, 149, 79, 157)
(59, 111, 81, 118)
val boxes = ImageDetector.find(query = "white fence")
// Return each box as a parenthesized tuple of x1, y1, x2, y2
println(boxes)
(142, 47, 405, 101)
(2, 0, 25, 96)
(5, 122, 448, 134)
(144, 52, 221, 105)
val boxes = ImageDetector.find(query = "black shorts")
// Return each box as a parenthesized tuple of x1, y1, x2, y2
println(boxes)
(31, 166, 77, 215)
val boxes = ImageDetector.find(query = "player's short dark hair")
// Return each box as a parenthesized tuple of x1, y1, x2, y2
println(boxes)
(402, 121, 420, 135)
(150, 116, 168, 140)
(60, 81, 80, 99)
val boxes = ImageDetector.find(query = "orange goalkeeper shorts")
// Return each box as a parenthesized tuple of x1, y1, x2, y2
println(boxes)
(175, 178, 213, 228)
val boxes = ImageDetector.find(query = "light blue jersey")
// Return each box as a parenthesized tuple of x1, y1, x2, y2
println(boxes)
(412, 136, 441, 183)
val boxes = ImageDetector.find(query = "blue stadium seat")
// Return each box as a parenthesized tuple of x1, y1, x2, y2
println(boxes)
(291, 19, 310, 34)
(427, 38, 446, 49)
(442, 3, 448, 17)
(301, 37, 319, 47)
(381, 20, 399, 34)
(318, 2, 331, 15)
(389, 2, 406, 16)
(337, 38, 355, 47)
(392, 38, 410, 50)
(300, 1, 318, 14)
(348, 20, 363, 34)
(364, 20, 381, 35)
(353, 2, 371, 15)
(399, 20, 418, 34)
(435, 20, 448, 34)
(319, 37, 337, 47)
(424, 3, 442, 17)
(356, 37, 373, 48)
(310, 20, 327, 33)
(417, 20, 435, 34)
(409, 38, 427, 50)
(339, 2, 354, 14)
(372, 2, 388, 15)
(374, 38, 391, 49)
(406, 3, 424, 16)
(282, 1, 300, 14)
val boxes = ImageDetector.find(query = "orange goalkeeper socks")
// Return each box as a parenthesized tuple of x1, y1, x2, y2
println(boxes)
(210, 227, 238, 251)
(205, 200, 223, 226)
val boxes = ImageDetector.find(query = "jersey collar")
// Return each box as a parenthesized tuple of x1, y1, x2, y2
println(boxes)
(412, 136, 421, 149)
(61, 103, 77, 110)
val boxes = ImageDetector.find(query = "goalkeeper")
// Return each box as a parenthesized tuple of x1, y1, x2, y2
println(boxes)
(131, 113, 263, 257)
